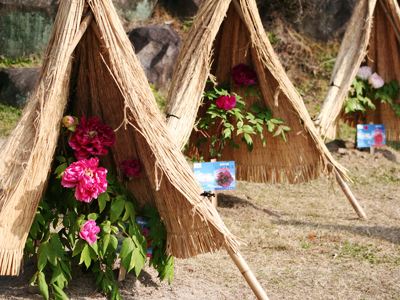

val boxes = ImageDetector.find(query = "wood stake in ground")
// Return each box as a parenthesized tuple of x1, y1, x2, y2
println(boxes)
(333, 168, 367, 220)
(225, 245, 269, 300)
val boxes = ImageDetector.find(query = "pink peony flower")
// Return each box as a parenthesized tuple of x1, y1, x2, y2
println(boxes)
(79, 220, 100, 245)
(216, 171, 234, 188)
(69, 116, 116, 160)
(368, 72, 385, 89)
(119, 159, 141, 179)
(216, 95, 237, 111)
(61, 157, 108, 203)
(230, 64, 258, 86)
(356, 66, 372, 80)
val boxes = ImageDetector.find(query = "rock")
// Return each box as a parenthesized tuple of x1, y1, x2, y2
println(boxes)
(325, 139, 346, 153)
(0, 67, 40, 108)
(128, 25, 182, 89)
(0, 0, 58, 58)
(112, 0, 158, 22)
(258, 0, 355, 42)
(0, 0, 156, 58)
(158, 0, 202, 17)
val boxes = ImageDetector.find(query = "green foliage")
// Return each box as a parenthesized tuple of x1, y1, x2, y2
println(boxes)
(26, 119, 173, 300)
(150, 83, 167, 112)
(196, 80, 290, 158)
(0, 104, 22, 137)
(344, 77, 400, 118)
(0, 55, 42, 68)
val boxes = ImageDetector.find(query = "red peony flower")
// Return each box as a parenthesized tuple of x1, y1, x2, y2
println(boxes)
(69, 116, 116, 160)
(119, 159, 141, 179)
(230, 63, 258, 87)
(61, 157, 108, 203)
(216, 95, 237, 111)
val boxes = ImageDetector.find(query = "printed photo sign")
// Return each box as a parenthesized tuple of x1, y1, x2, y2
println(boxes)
(357, 124, 386, 148)
(193, 161, 236, 191)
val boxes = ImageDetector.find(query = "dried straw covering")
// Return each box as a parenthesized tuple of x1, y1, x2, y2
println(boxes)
(0, 0, 241, 276)
(165, 0, 348, 184)
(315, 0, 400, 140)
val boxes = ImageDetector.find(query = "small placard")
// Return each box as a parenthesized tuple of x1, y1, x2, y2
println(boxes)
(116, 219, 153, 257)
(193, 161, 235, 191)
(357, 124, 386, 148)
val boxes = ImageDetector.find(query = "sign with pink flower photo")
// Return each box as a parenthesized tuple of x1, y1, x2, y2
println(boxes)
(193, 161, 235, 191)
(356, 124, 386, 147)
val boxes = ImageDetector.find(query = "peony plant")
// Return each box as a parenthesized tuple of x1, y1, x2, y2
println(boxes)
(194, 64, 290, 159)
(344, 66, 400, 118)
(25, 116, 174, 300)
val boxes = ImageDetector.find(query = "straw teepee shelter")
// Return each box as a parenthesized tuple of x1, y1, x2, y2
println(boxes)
(0, 1, 269, 298)
(314, 0, 400, 140)
(165, 0, 366, 219)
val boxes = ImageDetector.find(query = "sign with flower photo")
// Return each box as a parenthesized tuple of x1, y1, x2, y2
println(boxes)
(193, 161, 235, 191)
(356, 124, 386, 147)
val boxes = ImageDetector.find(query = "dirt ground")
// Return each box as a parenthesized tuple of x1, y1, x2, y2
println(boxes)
(1, 141, 400, 300)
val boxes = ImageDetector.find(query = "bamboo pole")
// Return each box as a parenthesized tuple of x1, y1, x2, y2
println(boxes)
(328, 165, 367, 220)
(377, 0, 400, 45)
(90, 21, 107, 48)
(209, 158, 218, 208)
(225, 245, 269, 300)
(66, 12, 94, 58)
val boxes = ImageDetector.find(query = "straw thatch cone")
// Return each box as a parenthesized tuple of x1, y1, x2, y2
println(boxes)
(315, 0, 400, 141)
(0, 0, 241, 276)
(165, 0, 349, 184)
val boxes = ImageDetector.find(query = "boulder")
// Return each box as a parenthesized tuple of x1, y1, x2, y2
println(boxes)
(0, 67, 40, 108)
(0, 0, 157, 58)
(158, 0, 202, 17)
(258, 0, 355, 42)
(0, 1, 58, 58)
(113, 0, 158, 22)
(128, 25, 182, 89)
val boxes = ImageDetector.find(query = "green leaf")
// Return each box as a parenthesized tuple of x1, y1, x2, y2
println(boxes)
(98, 193, 108, 213)
(37, 242, 57, 270)
(102, 234, 110, 256)
(122, 202, 136, 222)
(280, 125, 291, 132)
(270, 118, 284, 124)
(223, 128, 232, 139)
(273, 126, 282, 137)
(79, 244, 96, 269)
(87, 213, 99, 221)
(267, 121, 275, 133)
(54, 163, 68, 176)
(89, 240, 100, 256)
(110, 198, 125, 223)
(72, 240, 84, 257)
(109, 235, 118, 251)
(50, 234, 65, 259)
(61, 261, 72, 279)
(120, 238, 134, 258)
(25, 238, 35, 255)
(55, 156, 66, 163)
(38, 272, 49, 300)
(50, 266, 68, 290)
(52, 283, 69, 300)
(30, 271, 39, 286)
(243, 133, 253, 145)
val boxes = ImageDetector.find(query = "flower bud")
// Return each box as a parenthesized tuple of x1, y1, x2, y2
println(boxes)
(62, 116, 75, 128)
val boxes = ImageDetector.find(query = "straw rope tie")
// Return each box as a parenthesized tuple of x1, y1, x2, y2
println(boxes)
(329, 82, 340, 88)
(200, 192, 215, 197)
(165, 113, 179, 119)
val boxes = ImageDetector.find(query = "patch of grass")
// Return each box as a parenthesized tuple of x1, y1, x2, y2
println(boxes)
(150, 83, 167, 112)
(0, 55, 42, 69)
(387, 141, 400, 151)
(0, 104, 22, 137)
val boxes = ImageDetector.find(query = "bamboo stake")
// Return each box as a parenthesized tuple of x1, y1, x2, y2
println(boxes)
(225, 245, 269, 300)
(66, 12, 94, 58)
(90, 20, 107, 48)
(232, 0, 245, 22)
(328, 165, 367, 220)
(377, 0, 400, 45)
(209, 158, 218, 208)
